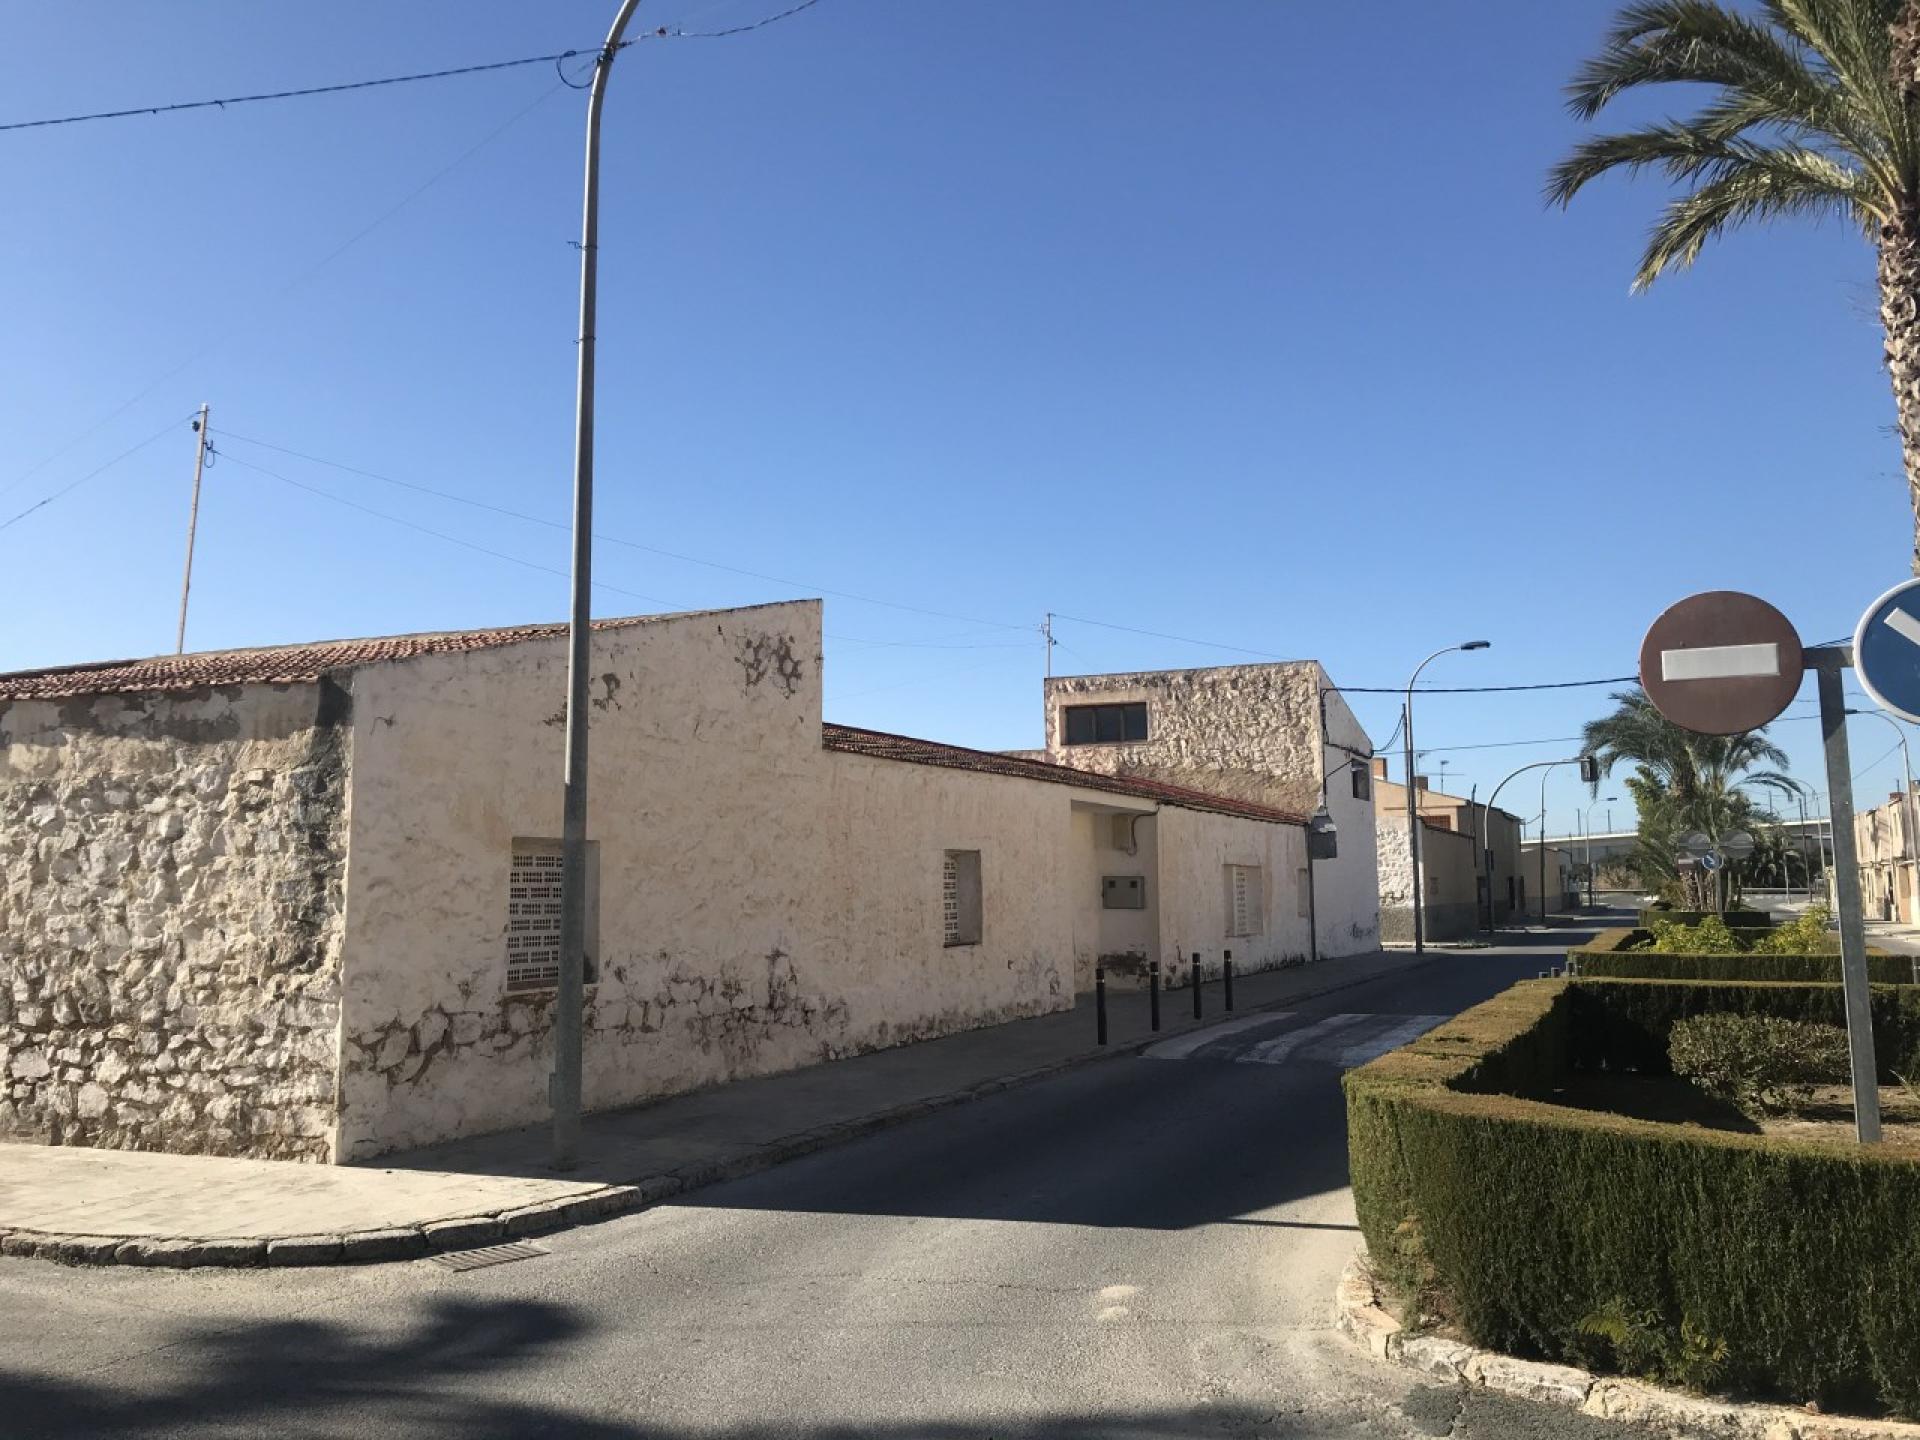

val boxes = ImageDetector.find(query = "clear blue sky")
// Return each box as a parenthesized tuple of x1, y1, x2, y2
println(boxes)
(0, 1, 1909, 837)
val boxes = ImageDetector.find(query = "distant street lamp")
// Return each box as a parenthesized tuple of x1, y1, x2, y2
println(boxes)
(1404, 641, 1490, 952)
(1580, 796, 1618, 907)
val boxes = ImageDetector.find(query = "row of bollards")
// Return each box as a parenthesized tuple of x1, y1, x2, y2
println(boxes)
(1093, 948, 1238, 1046)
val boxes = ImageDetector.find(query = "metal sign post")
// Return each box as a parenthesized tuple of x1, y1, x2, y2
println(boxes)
(1810, 646, 1882, 1144)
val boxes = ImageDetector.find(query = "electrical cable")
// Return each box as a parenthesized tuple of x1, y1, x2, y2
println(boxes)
(0, 414, 197, 534)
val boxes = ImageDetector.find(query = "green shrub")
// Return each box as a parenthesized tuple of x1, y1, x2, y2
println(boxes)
(1638, 907, 1772, 930)
(1751, 906, 1840, 956)
(1668, 1013, 1852, 1116)
(1344, 978, 1920, 1417)
(1646, 914, 1744, 954)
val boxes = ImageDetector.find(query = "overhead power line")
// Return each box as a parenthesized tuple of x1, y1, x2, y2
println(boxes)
(0, 3, 825, 134)
(0, 414, 195, 533)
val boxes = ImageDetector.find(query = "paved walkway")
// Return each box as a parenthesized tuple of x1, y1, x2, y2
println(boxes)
(0, 948, 1429, 1268)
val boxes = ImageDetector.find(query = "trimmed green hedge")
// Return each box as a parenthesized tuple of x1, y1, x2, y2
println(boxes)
(1570, 930, 1908, 984)
(1345, 978, 1920, 1417)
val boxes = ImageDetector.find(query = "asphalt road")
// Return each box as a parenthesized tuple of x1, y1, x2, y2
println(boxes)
(0, 919, 1688, 1439)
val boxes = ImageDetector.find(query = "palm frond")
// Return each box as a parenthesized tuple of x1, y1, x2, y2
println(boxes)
(1634, 154, 1875, 285)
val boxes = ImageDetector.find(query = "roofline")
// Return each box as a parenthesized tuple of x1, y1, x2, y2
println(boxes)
(1044, 658, 1319, 684)
(823, 722, 1309, 826)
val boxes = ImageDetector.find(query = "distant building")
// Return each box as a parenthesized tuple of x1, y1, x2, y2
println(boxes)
(1519, 842, 1582, 916)
(1367, 763, 1525, 940)
(1854, 787, 1919, 923)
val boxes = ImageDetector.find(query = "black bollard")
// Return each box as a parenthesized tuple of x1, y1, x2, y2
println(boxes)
(1149, 962, 1161, 1032)
(1095, 967, 1108, 1046)
(1223, 949, 1234, 1012)
(1192, 951, 1202, 1019)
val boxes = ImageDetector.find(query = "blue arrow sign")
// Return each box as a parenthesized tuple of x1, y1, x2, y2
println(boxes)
(1854, 580, 1920, 724)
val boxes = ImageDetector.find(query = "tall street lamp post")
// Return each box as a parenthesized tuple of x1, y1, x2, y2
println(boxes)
(1404, 641, 1490, 952)
(552, 0, 647, 1173)
(1579, 796, 1618, 907)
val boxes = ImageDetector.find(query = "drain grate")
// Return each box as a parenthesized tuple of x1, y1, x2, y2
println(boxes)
(428, 1240, 549, 1273)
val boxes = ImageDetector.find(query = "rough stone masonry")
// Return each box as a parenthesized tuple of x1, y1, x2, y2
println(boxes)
(1, 681, 348, 1162)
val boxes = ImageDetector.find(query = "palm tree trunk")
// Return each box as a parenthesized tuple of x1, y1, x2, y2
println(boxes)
(1889, 2, 1920, 575)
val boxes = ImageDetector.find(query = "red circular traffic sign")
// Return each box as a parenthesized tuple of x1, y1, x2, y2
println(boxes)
(1638, 591, 1802, 736)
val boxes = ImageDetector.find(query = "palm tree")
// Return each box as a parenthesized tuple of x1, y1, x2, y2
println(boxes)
(1550, 0, 1920, 570)
(1582, 688, 1803, 906)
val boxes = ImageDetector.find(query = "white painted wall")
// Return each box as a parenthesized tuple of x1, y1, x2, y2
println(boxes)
(1314, 674, 1381, 957)
(1156, 806, 1312, 977)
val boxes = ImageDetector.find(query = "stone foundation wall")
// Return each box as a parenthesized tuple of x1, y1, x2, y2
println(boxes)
(1, 682, 349, 1161)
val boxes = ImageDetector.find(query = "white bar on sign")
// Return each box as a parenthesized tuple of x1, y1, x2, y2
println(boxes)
(1660, 643, 1779, 682)
(1885, 608, 1920, 648)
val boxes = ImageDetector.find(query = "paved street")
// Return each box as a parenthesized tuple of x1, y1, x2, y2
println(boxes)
(0, 920, 1680, 1439)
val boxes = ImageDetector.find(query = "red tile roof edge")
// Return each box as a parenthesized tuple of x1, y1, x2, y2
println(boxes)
(0, 602, 809, 703)
(822, 723, 1308, 826)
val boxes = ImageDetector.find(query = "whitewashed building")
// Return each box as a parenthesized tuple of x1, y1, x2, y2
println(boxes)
(2, 599, 1369, 1163)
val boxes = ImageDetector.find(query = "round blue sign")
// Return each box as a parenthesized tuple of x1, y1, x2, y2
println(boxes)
(1854, 580, 1920, 724)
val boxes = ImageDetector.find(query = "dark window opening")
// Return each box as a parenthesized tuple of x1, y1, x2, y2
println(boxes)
(1063, 702, 1147, 746)
(1350, 760, 1371, 801)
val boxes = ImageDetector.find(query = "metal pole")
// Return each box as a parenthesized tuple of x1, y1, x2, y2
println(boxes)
(1149, 961, 1161, 1032)
(1223, 950, 1234, 1011)
(1539, 768, 1550, 922)
(553, 0, 645, 1173)
(1813, 650, 1881, 1143)
(1191, 952, 1202, 1020)
(1305, 842, 1319, 964)
(1403, 701, 1421, 952)
(175, 404, 210, 654)
(1095, 967, 1107, 1046)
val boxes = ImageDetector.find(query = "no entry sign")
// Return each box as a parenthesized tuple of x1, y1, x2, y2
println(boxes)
(1639, 591, 1803, 736)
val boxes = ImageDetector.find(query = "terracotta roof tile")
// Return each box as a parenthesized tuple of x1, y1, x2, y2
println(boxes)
(0, 612, 700, 703)
(822, 723, 1306, 826)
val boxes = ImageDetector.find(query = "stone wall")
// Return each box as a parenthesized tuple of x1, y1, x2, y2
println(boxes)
(1, 682, 349, 1161)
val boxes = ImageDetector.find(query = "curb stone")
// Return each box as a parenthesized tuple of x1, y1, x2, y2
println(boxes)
(1, 956, 1420, 1273)
(1335, 1247, 1920, 1440)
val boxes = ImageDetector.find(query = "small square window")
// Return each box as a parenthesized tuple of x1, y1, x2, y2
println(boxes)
(944, 849, 982, 946)
(1350, 760, 1371, 801)
(1063, 702, 1147, 746)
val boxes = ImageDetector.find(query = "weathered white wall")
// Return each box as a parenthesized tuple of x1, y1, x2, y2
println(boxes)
(1156, 807, 1312, 978)
(335, 603, 830, 1158)
(334, 599, 1082, 1159)
(1313, 675, 1380, 957)
(1, 683, 348, 1161)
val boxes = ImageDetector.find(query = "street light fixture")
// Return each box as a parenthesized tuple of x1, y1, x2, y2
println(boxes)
(1404, 641, 1490, 952)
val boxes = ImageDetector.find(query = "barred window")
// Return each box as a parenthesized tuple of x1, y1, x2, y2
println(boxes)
(944, 849, 982, 946)
(507, 839, 599, 993)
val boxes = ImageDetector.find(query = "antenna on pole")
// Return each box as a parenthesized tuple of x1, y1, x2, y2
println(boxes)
(1043, 612, 1055, 679)
(176, 404, 210, 654)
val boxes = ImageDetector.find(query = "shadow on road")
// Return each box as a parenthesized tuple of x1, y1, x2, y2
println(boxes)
(0, 1294, 1341, 1438)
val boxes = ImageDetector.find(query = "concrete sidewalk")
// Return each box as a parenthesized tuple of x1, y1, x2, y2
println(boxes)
(0, 948, 1428, 1270)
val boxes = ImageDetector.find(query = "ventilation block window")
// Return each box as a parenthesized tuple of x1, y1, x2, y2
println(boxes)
(1062, 702, 1148, 746)
(1350, 760, 1371, 801)
(507, 838, 599, 993)
(943, 849, 983, 946)
(1226, 863, 1264, 938)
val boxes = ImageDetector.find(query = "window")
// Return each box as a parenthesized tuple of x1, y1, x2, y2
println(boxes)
(1350, 760, 1371, 801)
(507, 838, 598, 993)
(1062, 702, 1148, 746)
(943, 849, 982, 946)
(1226, 863, 1264, 938)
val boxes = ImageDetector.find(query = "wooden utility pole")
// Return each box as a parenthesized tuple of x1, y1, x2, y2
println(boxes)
(176, 404, 210, 655)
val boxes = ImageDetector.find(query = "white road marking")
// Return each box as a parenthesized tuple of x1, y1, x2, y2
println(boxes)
(1885, 607, 1920, 648)
(1333, 1015, 1447, 1069)
(1660, 643, 1780, 681)
(1235, 1014, 1370, 1067)
(1141, 1011, 1295, 1060)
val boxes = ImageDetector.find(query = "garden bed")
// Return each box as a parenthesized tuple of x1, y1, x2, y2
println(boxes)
(1344, 976, 1920, 1420)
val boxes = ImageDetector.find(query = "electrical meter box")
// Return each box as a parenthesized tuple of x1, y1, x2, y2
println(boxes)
(1102, 875, 1146, 909)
